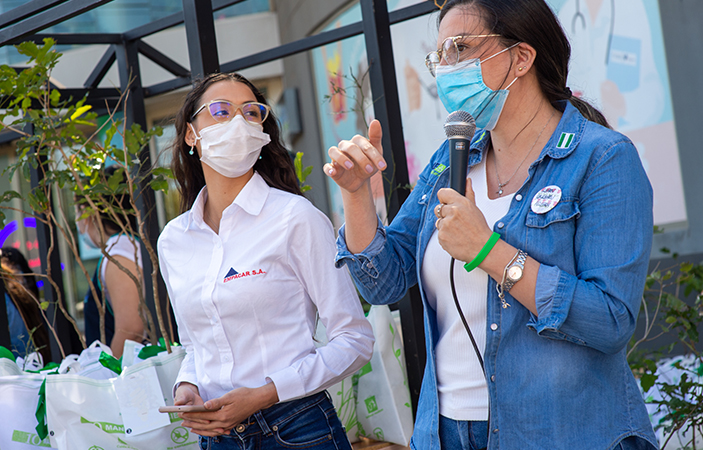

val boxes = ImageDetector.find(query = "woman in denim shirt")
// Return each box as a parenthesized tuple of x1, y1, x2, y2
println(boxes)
(325, 0, 657, 449)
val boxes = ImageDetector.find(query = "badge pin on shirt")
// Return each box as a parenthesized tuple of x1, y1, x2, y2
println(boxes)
(531, 185, 562, 214)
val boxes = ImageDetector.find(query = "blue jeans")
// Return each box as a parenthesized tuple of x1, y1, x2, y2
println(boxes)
(198, 391, 351, 450)
(438, 416, 488, 450)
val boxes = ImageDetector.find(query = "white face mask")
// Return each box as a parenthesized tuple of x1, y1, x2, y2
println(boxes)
(190, 115, 271, 178)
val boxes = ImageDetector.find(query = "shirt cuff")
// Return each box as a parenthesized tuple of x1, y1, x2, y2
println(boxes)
(173, 376, 199, 399)
(266, 366, 306, 403)
(173, 363, 198, 399)
(529, 264, 576, 334)
(334, 218, 386, 268)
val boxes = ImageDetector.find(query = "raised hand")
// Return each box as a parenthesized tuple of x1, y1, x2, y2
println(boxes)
(325, 119, 387, 193)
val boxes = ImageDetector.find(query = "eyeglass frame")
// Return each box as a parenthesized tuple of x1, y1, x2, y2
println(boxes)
(190, 100, 271, 124)
(425, 34, 501, 76)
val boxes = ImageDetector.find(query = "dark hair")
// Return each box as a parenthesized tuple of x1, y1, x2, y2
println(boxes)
(439, 0, 610, 128)
(171, 72, 302, 213)
(1, 247, 50, 362)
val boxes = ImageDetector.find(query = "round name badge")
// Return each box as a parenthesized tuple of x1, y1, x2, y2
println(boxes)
(531, 185, 562, 214)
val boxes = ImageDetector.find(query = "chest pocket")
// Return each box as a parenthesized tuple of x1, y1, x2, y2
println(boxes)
(525, 199, 580, 229)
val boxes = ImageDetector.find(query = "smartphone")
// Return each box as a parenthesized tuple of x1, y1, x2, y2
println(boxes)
(158, 405, 208, 413)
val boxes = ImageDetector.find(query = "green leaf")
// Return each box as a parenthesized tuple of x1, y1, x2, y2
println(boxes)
(150, 179, 168, 192)
(70, 104, 92, 121)
(107, 167, 125, 191)
(640, 373, 657, 392)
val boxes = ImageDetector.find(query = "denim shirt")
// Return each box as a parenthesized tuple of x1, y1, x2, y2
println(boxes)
(335, 102, 657, 450)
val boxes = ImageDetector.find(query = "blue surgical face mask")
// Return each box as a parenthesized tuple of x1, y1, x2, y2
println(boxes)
(435, 43, 520, 130)
(77, 220, 99, 250)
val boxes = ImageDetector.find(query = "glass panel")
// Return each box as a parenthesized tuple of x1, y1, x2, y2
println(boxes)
(0, 0, 271, 65)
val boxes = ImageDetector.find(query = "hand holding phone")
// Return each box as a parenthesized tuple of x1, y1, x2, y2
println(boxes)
(158, 405, 208, 413)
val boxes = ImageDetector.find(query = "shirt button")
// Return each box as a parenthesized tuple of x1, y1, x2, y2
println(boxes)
(421, 194, 427, 201)
(493, 428, 499, 434)
(515, 194, 523, 202)
(490, 323, 498, 331)
(497, 222, 504, 229)
(491, 375, 496, 382)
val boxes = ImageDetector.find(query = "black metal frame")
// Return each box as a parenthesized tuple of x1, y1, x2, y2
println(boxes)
(0, 0, 439, 413)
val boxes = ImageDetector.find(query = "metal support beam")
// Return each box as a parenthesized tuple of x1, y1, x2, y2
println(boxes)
(0, 0, 116, 46)
(116, 40, 175, 346)
(182, 0, 219, 79)
(122, 0, 245, 41)
(217, 2, 436, 76)
(26, 123, 82, 362)
(220, 22, 364, 74)
(0, 274, 11, 351)
(8, 33, 122, 45)
(151, 2, 437, 96)
(84, 45, 116, 89)
(0, 0, 69, 29)
(138, 40, 190, 78)
(360, 0, 426, 416)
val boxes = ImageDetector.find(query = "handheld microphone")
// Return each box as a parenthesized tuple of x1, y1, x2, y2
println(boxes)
(444, 111, 476, 196)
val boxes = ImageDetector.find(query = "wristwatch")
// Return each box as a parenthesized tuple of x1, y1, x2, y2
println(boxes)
(502, 250, 528, 294)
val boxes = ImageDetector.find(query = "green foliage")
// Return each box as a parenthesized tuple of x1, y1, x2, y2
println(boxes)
(0, 39, 169, 227)
(294, 152, 313, 193)
(628, 252, 703, 448)
(0, 39, 174, 353)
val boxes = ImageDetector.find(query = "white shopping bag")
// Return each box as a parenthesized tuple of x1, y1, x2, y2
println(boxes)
(355, 305, 414, 446)
(0, 373, 57, 449)
(328, 374, 362, 443)
(57, 340, 120, 379)
(46, 345, 199, 450)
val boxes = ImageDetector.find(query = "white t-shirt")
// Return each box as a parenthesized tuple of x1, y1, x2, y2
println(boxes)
(157, 172, 375, 403)
(100, 234, 143, 306)
(421, 157, 512, 420)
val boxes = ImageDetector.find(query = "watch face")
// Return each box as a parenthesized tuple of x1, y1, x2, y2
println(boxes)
(508, 266, 523, 281)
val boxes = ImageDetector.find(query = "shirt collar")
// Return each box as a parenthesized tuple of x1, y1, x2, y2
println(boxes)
(185, 171, 270, 231)
(468, 100, 587, 165)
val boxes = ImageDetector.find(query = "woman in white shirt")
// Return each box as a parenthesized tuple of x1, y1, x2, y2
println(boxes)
(157, 72, 374, 448)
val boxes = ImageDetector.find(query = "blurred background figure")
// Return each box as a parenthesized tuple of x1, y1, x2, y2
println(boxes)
(77, 165, 145, 358)
(1, 246, 50, 362)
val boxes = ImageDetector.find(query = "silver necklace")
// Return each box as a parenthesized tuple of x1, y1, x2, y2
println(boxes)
(494, 109, 556, 196)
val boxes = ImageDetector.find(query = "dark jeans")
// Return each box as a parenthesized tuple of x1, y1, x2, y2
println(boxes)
(438, 415, 488, 450)
(198, 391, 351, 450)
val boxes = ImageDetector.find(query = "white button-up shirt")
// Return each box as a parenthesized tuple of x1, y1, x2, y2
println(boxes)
(158, 172, 374, 403)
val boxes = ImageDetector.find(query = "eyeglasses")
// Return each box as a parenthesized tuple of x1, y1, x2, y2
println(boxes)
(191, 100, 271, 124)
(425, 34, 500, 77)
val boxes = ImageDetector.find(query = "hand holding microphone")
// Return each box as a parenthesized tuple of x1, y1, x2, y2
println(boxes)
(435, 111, 494, 263)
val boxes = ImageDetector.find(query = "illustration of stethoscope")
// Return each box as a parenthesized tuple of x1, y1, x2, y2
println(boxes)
(571, 0, 616, 65)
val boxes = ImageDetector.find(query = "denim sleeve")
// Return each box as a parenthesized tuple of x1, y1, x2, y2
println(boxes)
(529, 140, 654, 354)
(335, 153, 441, 305)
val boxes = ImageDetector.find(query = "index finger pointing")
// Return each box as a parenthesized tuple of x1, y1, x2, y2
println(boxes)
(368, 119, 387, 171)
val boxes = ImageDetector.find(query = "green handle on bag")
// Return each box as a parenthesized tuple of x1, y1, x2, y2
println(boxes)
(98, 351, 122, 375)
(35, 378, 48, 440)
(0, 345, 16, 362)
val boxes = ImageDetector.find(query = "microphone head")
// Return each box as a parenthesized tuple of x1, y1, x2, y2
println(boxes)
(444, 110, 476, 139)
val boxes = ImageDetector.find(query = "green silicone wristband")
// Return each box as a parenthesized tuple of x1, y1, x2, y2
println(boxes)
(464, 232, 501, 272)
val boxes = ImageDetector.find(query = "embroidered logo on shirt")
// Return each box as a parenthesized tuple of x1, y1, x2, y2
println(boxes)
(431, 164, 447, 176)
(556, 132, 574, 149)
(223, 267, 266, 283)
